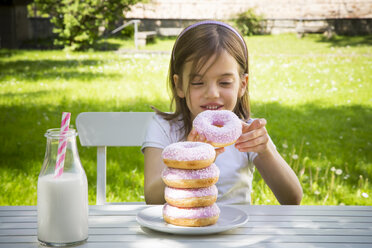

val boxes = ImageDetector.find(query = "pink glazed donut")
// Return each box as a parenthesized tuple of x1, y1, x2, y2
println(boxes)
(162, 163, 220, 189)
(163, 203, 220, 227)
(162, 141, 216, 169)
(164, 185, 218, 208)
(193, 110, 242, 147)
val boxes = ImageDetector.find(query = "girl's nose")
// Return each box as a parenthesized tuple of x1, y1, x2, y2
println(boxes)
(205, 83, 219, 98)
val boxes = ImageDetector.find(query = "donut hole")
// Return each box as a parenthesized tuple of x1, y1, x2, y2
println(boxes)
(183, 142, 201, 148)
(212, 120, 224, 128)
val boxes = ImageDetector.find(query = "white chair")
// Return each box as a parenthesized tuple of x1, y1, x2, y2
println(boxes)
(76, 112, 155, 205)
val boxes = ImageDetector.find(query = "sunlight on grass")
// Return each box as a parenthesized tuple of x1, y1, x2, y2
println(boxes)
(0, 34, 371, 205)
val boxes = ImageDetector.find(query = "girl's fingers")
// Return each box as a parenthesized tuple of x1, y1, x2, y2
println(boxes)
(237, 118, 267, 143)
(188, 130, 221, 156)
(195, 132, 207, 142)
(198, 133, 207, 142)
(187, 129, 208, 143)
(215, 147, 225, 157)
(238, 143, 268, 153)
(187, 128, 198, 141)
(236, 127, 267, 145)
(253, 118, 267, 130)
(243, 118, 267, 132)
(235, 134, 269, 152)
(241, 121, 250, 133)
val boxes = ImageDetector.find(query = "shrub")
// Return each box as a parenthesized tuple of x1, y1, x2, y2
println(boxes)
(33, 0, 142, 50)
(120, 24, 135, 38)
(234, 8, 265, 36)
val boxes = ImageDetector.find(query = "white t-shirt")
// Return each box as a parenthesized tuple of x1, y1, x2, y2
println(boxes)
(141, 114, 259, 205)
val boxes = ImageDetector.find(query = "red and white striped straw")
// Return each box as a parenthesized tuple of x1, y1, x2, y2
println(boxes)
(54, 112, 71, 178)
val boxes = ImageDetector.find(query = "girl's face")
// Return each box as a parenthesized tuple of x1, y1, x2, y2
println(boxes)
(174, 50, 248, 120)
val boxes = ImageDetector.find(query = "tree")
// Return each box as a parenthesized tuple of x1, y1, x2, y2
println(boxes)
(33, 0, 142, 50)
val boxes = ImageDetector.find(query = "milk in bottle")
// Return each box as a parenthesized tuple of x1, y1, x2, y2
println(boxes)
(37, 128, 88, 246)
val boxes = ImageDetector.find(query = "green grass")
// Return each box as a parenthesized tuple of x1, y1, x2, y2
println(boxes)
(0, 34, 371, 205)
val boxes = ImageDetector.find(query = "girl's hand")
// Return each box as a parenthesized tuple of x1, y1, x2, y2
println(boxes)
(187, 128, 206, 143)
(235, 118, 270, 154)
(187, 129, 225, 157)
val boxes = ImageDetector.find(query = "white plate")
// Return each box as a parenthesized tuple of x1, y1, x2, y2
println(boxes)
(136, 205, 249, 235)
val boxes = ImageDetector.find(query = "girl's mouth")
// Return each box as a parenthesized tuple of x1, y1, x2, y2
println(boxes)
(201, 105, 223, 110)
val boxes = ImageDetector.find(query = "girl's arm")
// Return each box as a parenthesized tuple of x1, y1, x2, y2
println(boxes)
(144, 147, 166, 204)
(235, 119, 303, 205)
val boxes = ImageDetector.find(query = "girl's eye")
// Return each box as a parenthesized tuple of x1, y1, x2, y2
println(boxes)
(191, 82, 203, 86)
(220, 81, 232, 86)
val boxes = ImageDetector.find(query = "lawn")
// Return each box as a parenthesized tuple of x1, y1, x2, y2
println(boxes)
(0, 34, 371, 205)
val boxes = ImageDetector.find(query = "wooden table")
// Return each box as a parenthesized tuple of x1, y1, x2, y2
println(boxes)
(1, 204, 371, 247)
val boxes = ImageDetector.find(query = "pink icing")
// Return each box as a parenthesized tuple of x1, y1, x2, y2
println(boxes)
(162, 141, 215, 161)
(193, 110, 242, 144)
(163, 203, 220, 219)
(162, 163, 220, 180)
(165, 185, 218, 199)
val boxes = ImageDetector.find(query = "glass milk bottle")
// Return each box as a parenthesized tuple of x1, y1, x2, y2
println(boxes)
(37, 128, 88, 246)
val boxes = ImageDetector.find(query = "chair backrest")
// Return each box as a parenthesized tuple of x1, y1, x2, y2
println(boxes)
(76, 112, 155, 205)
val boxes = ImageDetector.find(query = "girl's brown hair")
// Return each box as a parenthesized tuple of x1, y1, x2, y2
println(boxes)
(155, 21, 250, 139)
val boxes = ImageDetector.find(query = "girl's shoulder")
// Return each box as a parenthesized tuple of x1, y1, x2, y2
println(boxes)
(142, 113, 184, 151)
(152, 112, 169, 125)
(153, 112, 183, 127)
(150, 112, 184, 138)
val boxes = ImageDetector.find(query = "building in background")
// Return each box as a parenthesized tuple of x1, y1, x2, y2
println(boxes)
(124, 0, 372, 36)
(1, 0, 371, 48)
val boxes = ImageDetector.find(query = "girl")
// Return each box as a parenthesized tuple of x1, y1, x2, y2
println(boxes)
(142, 20, 302, 205)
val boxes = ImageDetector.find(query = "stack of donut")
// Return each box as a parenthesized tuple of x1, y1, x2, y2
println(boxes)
(161, 110, 243, 227)
(161, 141, 220, 227)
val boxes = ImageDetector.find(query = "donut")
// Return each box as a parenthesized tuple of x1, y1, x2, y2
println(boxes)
(162, 163, 220, 189)
(163, 203, 220, 227)
(164, 185, 218, 208)
(162, 141, 216, 169)
(193, 110, 242, 147)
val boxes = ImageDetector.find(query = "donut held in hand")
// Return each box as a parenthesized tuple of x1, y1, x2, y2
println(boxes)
(193, 110, 242, 147)
(162, 141, 216, 169)
(163, 203, 220, 227)
(162, 163, 220, 189)
(164, 185, 218, 208)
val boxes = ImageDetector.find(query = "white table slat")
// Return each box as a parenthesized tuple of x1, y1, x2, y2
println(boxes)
(2, 204, 372, 211)
(0, 205, 372, 217)
(2, 214, 372, 224)
(1, 243, 372, 248)
(2, 205, 372, 216)
(2, 226, 372, 236)
(2, 234, 372, 244)
(3, 220, 372, 230)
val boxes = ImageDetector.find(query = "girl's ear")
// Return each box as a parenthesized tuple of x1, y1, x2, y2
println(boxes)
(239, 73, 248, 97)
(174, 74, 185, 98)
